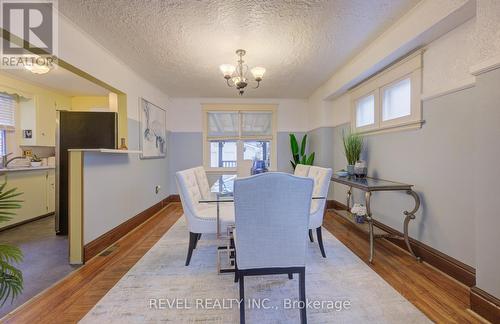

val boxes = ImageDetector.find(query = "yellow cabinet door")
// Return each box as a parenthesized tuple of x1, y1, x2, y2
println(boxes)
(47, 170, 55, 213)
(0, 170, 48, 229)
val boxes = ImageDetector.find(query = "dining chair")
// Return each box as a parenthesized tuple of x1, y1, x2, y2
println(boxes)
(233, 172, 313, 324)
(294, 164, 333, 258)
(176, 167, 234, 266)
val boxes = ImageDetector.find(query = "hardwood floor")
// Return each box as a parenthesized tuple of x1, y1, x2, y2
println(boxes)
(323, 211, 485, 323)
(2, 203, 486, 323)
(1, 203, 182, 324)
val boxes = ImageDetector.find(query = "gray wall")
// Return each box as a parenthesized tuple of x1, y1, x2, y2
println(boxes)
(324, 87, 478, 269)
(167, 131, 303, 194)
(308, 70, 500, 299)
(473, 68, 500, 298)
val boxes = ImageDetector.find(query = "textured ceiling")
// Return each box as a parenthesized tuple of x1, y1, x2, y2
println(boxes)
(58, 0, 420, 98)
(3, 67, 109, 96)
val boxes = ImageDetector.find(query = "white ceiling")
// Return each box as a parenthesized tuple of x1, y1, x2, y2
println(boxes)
(3, 66, 109, 97)
(59, 0, 420, 98)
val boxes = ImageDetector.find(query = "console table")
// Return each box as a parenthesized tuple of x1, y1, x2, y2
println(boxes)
(330, 175, 421, 263)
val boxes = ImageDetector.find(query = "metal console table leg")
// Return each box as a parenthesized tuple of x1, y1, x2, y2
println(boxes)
(404, 190, 421, 261)
(365, 191, 374, 263)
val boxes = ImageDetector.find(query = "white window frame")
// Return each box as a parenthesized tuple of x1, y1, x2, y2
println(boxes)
(202, 104, 277, 173)
(350, 50, 423, 135)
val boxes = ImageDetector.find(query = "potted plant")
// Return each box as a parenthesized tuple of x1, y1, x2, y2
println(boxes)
(289, 134, 315, 170)
(0, 179, 23, 305)
(30, 154, 42, 167)
(342, 131, 363, 176)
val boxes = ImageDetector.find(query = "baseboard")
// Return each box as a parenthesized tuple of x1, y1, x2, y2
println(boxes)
(164, 194, 180, 203)
(470, 286, 500, 323)
(327, 200, 476, 287)
(83, 195, 179, 262)
(0, 212, 54, 232)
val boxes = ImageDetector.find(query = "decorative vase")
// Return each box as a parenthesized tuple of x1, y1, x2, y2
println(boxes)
(347, 165, 355, 176)
(119, 138, 128, 150)
(354, 160, 367, 178)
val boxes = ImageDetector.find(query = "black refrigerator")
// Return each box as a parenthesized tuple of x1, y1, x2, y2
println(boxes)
(56, 111, 117, 235)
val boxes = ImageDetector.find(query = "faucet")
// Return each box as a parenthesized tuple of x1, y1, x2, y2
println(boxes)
(1, 153, 26, 169)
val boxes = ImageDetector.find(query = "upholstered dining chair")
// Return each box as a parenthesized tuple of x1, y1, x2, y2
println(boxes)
(294, 164, 333, 258)
(233, 172, 313, 324)
(176, 166, 234, 266)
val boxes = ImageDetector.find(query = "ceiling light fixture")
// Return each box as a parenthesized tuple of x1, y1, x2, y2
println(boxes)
(219, 49, 265, 96)
(24, 55, 52, 74)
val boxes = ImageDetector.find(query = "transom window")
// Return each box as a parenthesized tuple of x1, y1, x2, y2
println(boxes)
(203, 104, 276, 171)
(351, 51, 423, 134)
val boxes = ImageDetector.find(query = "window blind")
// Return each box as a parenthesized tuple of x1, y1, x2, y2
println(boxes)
(241, 111, 272, 136)
(0, 130, 5, 157)
(207, 112, 239, 137)
(0, 94, 16, 130)
(356, 94, 375, 127)
(382, 78, 411, 121)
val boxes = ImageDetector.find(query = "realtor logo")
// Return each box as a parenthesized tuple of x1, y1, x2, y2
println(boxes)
(0, 0, 57, 70)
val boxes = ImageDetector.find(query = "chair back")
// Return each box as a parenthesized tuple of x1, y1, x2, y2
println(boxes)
(294, 164, 311, 177)
(176, 167, 205, 230)
(193, 166, 211, 199)
(233, 172, 313, 270)
(308, 166, 333, 214)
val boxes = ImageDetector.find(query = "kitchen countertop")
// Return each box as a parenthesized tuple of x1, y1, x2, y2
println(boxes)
(0, 166, 55, 173)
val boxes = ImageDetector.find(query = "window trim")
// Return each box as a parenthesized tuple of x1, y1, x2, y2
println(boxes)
(202, 104, 277, 173)
(350, 50, 423, 135)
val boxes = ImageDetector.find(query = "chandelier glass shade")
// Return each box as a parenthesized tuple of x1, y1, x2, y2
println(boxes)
(219, 49, 265, 95)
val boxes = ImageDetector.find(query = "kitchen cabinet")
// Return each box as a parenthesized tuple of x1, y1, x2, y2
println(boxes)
(47, 169, 55, 213)
(0, 168, 56, 229)
(19, 95, 68, 147)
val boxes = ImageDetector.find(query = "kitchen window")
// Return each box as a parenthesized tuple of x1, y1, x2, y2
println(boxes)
(0, 93, 16, 157)
(350, 50, 423, 134)
(203, 104, 277, 172)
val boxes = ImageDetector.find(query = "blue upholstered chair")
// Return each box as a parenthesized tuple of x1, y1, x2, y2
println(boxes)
(233, 172, 313, 324)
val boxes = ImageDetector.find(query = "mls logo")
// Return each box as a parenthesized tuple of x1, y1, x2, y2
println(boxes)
(1, 0, 57, 56)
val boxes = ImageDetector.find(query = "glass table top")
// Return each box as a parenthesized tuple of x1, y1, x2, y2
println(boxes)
(199, 174, 325, 203)
(331, 174, 413, 191)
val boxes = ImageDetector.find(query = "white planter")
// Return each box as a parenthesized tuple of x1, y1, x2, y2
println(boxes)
(31, 161, 42, 167)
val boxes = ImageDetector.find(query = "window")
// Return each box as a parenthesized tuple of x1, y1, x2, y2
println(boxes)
(355, 94, 375, 127)
(210, 141, 237, 168)
(351, 51, 423, 134)
(203, 104, 276, 171)
(382, 78, 411, 121)
(243, 141, 270, 162)
(0, 94, 16, 130)
(0, 94, 16, 156)
(0, 130, 5, 157)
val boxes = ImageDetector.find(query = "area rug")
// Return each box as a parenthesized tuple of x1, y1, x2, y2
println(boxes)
(80, 217, 429, 323)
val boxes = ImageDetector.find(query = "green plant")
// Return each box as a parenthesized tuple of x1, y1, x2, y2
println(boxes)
(31, 154, 41, 162)
(342, 131, 363, 165)
(289, 134, 315, 170)
(0, 179, 23, 306)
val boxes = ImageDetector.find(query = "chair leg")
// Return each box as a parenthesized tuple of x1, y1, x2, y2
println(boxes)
(185, 232, 198, 266)
(288, 273, 293, 280)
(316, 227, 326, 258)
(308, 229, 314, 242)
(239, 275, 245, 324)
(193, 233, 201, 249)
(299, 268, 307, 324)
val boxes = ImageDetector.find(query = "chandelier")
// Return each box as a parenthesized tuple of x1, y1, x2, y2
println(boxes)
(219, 49, 266, 96)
